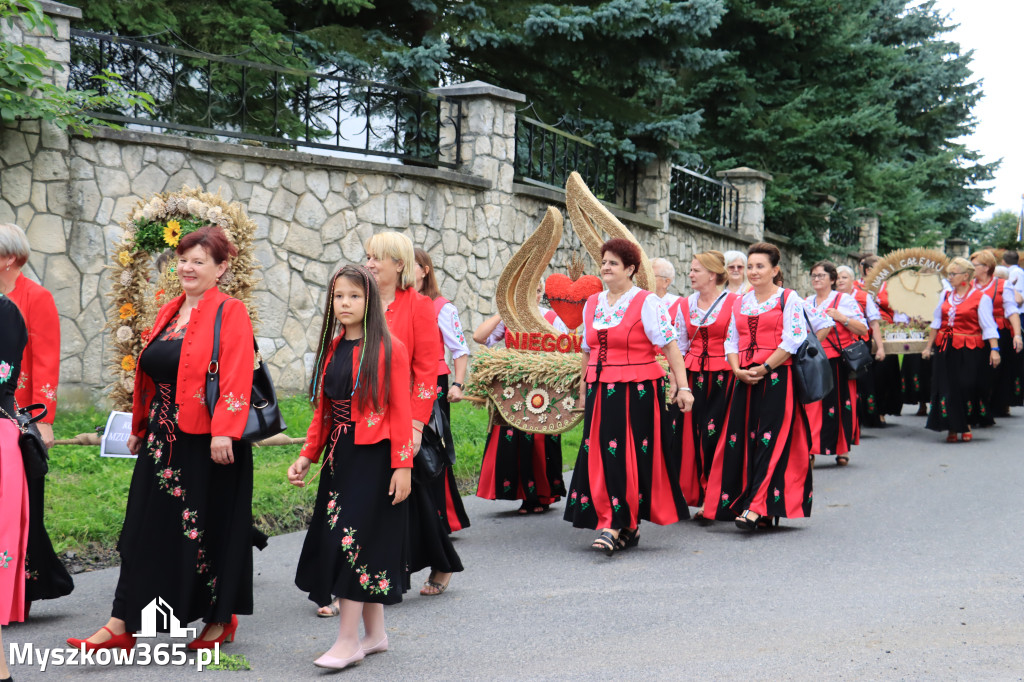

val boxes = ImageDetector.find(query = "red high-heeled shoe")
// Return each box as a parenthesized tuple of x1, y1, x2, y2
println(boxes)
(66, 627, 136, 652)
(187, 615, 238, 650)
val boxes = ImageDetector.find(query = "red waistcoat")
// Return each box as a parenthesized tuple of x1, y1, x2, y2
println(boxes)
(852, 288, 870, 342)
(584, 290, 664, 383)
(131, 288, 254, 440)
(938, 289, 985, 349)
(300, 336, 414, 468)
(433, 297, 452, 376)
(876, 283, 895, 324)
(976, 278, 1008, 330)
(683, 292, 737, 372)
(733, 290, 792, 366)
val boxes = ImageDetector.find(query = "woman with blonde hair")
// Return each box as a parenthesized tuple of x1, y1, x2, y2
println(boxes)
(669, 250, 739, 520)
(923, 257, 1000, 442)
(363, 232, 462, 598)
(970, 249, 1022, 417)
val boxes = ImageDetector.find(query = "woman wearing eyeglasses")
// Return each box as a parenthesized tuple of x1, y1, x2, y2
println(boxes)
(722, 251, 752, 296)
(922, 258, 1001, 442)
(970, 249, 1023, 419)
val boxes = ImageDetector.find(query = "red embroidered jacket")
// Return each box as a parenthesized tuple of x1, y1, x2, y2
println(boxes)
(300, 336, 414, 468)
(385, 287, 440, 424)
(132, 288, 254, 439)
(8, 274, 59, 423)
(682, 292, 738, 373)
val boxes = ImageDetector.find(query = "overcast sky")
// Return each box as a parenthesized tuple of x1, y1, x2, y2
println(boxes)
(931, 0, 1023, 221)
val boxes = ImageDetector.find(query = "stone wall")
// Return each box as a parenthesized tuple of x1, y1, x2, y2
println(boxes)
(1, 2, 828, 407)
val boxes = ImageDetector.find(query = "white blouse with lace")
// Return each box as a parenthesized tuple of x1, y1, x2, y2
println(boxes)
(437, 302, 470, 360)
(580, 286, 677, 352)
(724, 287, 808, 356)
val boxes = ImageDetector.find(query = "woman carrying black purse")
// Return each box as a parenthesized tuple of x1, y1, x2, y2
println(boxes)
(704, 242, 814, 531)
(804, 261, 869, 467)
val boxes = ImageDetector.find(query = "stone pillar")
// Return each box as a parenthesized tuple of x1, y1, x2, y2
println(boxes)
(858, 211, 880, 255)
(0, 2, 90, 402)
(717, 167, 772, 241)
(945, 238, 969, 259)
(638, 158, 671, 223)
(431, 80, 525, 194)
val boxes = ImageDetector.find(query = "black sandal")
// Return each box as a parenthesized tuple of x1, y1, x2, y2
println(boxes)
(735, 510, 760, 531)
(616, 527, 640, 550)
(756, 515, 779, 530)
(591, 530, 617, 556)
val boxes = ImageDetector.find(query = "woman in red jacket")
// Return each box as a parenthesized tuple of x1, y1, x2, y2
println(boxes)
(365, 232, 461, 597)
(0, 222, 74, 613)
(289, 265, 413, 670)
(68, 225, 257, 652)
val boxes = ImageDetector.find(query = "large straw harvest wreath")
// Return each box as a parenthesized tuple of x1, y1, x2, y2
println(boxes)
(106, 186, 259, 411)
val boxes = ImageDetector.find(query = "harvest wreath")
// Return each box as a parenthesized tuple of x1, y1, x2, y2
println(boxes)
(106, 186, 259, 411)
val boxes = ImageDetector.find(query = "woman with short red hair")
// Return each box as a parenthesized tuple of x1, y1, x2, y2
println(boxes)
(69, 225, 261, 652)
(563, 239, 692, 554)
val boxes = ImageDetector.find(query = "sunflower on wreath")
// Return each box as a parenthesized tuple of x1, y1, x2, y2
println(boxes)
(105, 186, 259, 411)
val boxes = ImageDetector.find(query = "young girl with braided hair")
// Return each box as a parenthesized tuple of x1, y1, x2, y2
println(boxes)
(288, 264, 414, 670)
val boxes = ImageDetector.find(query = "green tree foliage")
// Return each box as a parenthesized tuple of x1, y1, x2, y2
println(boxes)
(284, 0, 729, 165)
(679, 0, 996, 258)
(0, 0, 152, 135)
(976, 210, 1022, 250)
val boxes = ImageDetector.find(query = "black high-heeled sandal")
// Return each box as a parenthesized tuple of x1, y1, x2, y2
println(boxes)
(616, 527, 640, 550)
(591, 530, 617, 556)
(735, 510, 760, 531)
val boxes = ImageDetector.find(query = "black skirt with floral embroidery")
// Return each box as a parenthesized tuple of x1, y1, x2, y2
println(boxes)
(295, 338, 410, 605)
(112, 334, 255, 632)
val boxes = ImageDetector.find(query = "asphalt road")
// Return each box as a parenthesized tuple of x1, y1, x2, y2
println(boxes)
(7, 411, 1024, 681)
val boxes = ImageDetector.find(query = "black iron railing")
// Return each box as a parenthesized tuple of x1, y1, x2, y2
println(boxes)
(513, 116, 638, 211)
(827, 221, 862, 249)
(69, 30, 461, 168)
(669, 165, 738, 230)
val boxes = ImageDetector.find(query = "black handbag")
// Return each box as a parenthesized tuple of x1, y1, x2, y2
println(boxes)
(205, 301, 287, 443)
(787, 291, 834, 404)
(823, 297, 873, 378)
(1, 402, 49, 479)
(413, 400, 453, 484)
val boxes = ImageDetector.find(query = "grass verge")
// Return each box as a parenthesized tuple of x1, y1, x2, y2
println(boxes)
(46, 396, 582, 559)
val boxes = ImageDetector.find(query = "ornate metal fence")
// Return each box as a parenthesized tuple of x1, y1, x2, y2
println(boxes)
(669, 165, 739, 230)
(69, 30, 461, 168)
(513, 116, 638, 211)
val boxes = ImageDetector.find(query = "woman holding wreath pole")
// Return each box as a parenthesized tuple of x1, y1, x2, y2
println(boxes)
(68, 225, 258, 651)
(474, 283, 569, 515)
(804, 261, 868, 466)
(923, 257, 1001, 442)
(670, 250, 737, 521)
(563, 238, 692, 555)
(704, 242, 813, 530)
(970, 249, 1022, 417)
